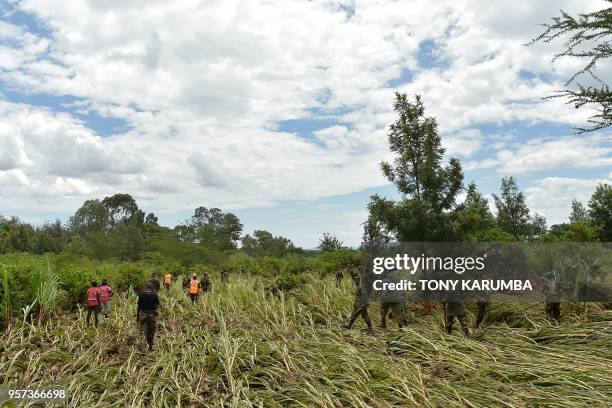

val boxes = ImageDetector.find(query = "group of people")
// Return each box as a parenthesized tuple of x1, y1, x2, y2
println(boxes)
(182, 272, 211, 303)
(340, 265, 562, 334)
(84, 270, 218, 352)
(84, 264, 564, 350)
(85, 279, 113, 326)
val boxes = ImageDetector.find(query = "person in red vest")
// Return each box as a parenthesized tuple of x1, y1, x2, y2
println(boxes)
(86, 281, 100, 327)
(188, 274, 200, 304)
(98, 279, 113, 319)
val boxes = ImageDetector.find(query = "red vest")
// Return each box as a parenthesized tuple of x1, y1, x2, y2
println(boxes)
(99, 285, 110, 302)
(87, 287, 99, 307)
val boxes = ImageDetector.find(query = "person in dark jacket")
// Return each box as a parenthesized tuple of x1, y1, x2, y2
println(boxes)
(137, 282, 160, 351)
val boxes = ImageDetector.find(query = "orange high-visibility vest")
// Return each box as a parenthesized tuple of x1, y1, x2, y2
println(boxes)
(99, 285, 111, 302)
(164, 274, 172, 284)
(189, 279, 199, 294)
(87, 287, 99, 307)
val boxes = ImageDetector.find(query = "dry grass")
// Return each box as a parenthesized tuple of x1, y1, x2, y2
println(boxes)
(1, 275, 610, 407)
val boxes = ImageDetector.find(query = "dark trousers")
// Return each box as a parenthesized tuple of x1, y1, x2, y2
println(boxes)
(475, 301, 490, 328)
(546, 302, 561, 321)
(380, 302, 407, 328)
(346, 292, 372, 329)
(190, 293, 198, 304)
(87, 306, 99, 326)
(445, 314, 468, 335)
(139, 311, 157, 350)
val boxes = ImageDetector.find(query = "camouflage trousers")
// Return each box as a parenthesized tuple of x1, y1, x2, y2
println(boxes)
(445, 313, 468, 335)
(139, 310, 157, 349)
(345, 294, 372, 329)
(546, 301, 561, 321)
(380, 302, 407, 328)
(475, 301, 490, 328)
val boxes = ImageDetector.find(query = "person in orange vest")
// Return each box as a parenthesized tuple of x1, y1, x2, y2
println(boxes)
(188, 274, 200, 304)
(163, 273, 172, 291)
(98, 279, 113, 319)
(86, 281, 100, 327)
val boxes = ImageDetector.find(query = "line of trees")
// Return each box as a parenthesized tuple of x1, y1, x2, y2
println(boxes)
(0, 195, 298, 263)
(364, 92, 611, 245)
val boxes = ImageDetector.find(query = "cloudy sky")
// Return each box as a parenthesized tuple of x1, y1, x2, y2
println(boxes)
(0, 0, 611, 248)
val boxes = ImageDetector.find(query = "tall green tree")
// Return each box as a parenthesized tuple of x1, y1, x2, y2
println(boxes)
(569, 198, 590, 222)
(493, 176, 531, 239)
(588, 183, 612, 240)
(530, 213, 548, 236)
(451, 182, 496, 241)
(367, 93, 463, 241)
(102, 193, 144, 228)
(317, 232, 345, 252)
(528, 2, 612, 132)
(241, 230, 295, 256)
(180, 206, 243, 250)
(68, 199, 108, 235)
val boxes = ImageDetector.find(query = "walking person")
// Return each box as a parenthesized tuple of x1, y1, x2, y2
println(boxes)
(380, 302, 407, 329)
(342, 267, 372, 330)
(221, 268, 230, 283)
(86, 281, 100, 327)
(149, 273, 161, 292)
(188, 274, 200, 304)
(137, 282, 160, 352)
(98, 279, 113, 319)
(444, 302, 470, 335)
(200, 272, 211, 293)
(163, 273, 172, 291)
(335, 268, 343, 288)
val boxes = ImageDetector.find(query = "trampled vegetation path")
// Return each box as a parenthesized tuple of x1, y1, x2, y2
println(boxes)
(1, 275, 610, 407)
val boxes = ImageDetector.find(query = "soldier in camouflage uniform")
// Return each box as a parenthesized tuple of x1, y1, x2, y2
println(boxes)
(444, 302, 470, 335)
(543, 271, 561, 322)
(348, 264, 360, 287)
(221, 268, 230, 283)
(200, 271, 211, 293)
(380, 302, 407, 329)
(335, 268, 343, 288)
(137, 282, 160, 352)
(149, 273, 161, 293)
(342, 267, 372, 330)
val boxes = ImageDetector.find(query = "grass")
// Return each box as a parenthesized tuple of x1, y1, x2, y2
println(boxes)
(0, 274, 610, 407)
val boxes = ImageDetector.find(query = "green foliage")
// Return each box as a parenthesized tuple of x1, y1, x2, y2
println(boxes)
(493, 176, 530, 239)
(451, 182, 496, 241)
(369, 93, 463, 242)
(569, 199, 590, 223)
(529, 2, 612, 132)
(178, 206, 243, 251)
(242, 229, 296, 257)
(588, 183, 612, 241)
(549, 222, 600, 242)
(317, 232, 344, 252)
(471, 227, 517, 243)
(112, 262, 149, 291)
(30, 258, 64, 323)
(265, 271, 306, 294)
(316, 248, 360, 273)
(0, 264, 13, 323)
(381, 93, 463, 211)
